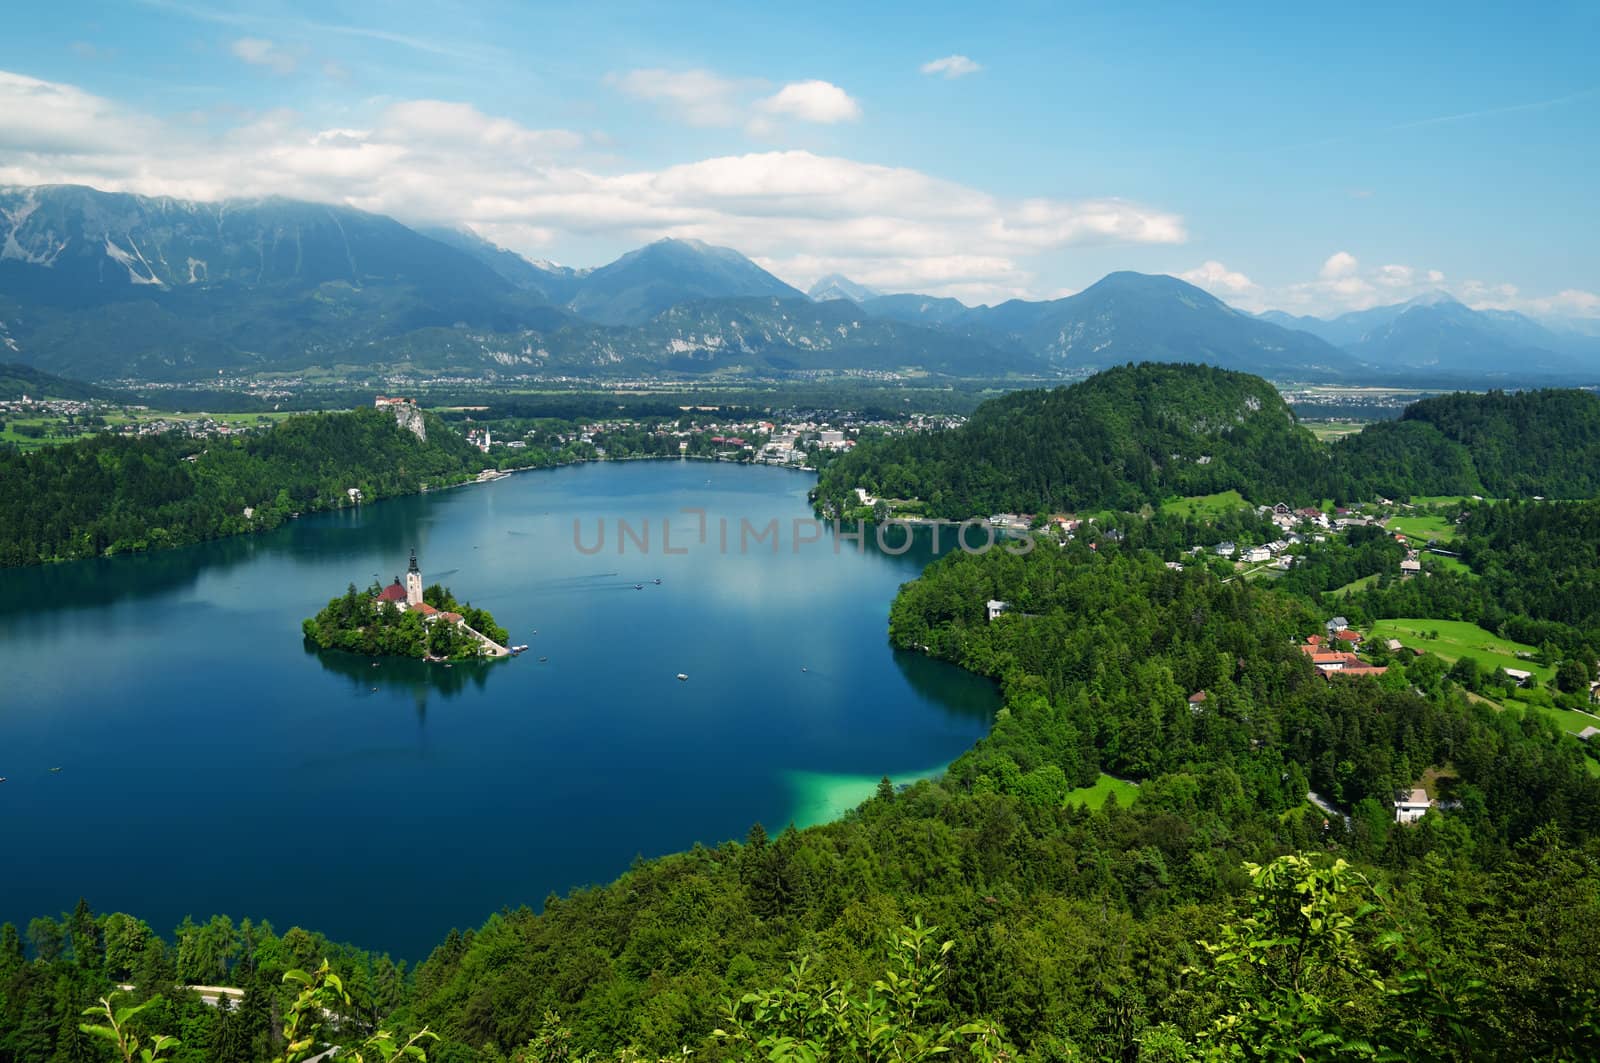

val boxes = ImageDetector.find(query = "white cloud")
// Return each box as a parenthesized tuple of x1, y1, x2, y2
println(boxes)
(230, 38, 298, 75)
(1180, 260, 1257, 295)
(920, 55, 981, 79)
(1254, 251, 1599, 321)
(604, 68, 751, 127)
(756, 80, 861, 124)
(0, 70, 1186, 303)
(1319, 250, 1359, 280)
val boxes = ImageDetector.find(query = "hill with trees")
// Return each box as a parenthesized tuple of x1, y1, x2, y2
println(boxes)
(0, 407, 485, 565)
(819, 367, 1600, 518)
(814, 363, 1332, 517)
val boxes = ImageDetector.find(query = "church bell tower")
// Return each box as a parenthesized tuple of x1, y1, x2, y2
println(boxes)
(406, 548, 423, 607)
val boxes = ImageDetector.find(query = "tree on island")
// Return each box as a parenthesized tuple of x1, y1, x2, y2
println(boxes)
(302, 581, 506, 661)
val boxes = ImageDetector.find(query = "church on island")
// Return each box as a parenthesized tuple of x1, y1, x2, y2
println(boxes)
(374, 550, 510, 658)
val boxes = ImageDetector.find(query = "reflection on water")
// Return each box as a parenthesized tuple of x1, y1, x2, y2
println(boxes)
(306, 643, 504, 719)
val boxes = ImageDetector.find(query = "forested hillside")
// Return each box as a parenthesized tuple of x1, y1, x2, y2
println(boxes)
(5, 542, 1598, 1061)
(814, 363, 1330, 518)
(818, 367, 1600, 517)
(0, 408, 484, 565)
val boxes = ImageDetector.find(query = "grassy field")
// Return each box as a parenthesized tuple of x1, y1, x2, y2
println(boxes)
(1063, 773, 1140, 809)
(1370, 619, 1551, 681)
(1504, 697, 1600, 736)
(1408, 495, 1485, 507)
(1160, 490, 1250, 519)
(1302, 420, 1369, 441)
(1425, 553, 1474, 577)
(1330, 573, 1380, 597)
(1386, 514, 1458, 542)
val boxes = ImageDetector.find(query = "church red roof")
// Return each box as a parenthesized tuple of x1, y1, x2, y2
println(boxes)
(376, 582, 408, 603)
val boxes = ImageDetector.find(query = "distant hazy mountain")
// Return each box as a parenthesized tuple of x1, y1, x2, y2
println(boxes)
(419, 226, 588, 305)
(860, 293, 975, 326)
(363, 295, 1034, 378)
(1262, 292, 1597, 379)
(565, 238, 805, 326)
(957, 272, 1356, 378)
(0, 185, 565, 378)
(4, 183, 1591, 385)
(808, 274, 881, 303)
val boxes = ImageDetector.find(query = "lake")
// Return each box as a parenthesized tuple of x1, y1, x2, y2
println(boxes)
(0, 461, 996, 959)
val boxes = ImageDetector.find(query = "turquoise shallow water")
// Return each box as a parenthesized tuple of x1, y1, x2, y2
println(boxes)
(0, 461, 995, 958)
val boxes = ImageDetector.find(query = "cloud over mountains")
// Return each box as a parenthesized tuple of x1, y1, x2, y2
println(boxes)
(0, 68, 1184, 302)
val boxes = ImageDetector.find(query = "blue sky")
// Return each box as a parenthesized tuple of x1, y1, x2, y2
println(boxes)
(1, 0, 1595, 316)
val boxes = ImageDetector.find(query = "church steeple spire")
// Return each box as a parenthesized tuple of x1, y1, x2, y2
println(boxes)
(405, 548, 423, 606)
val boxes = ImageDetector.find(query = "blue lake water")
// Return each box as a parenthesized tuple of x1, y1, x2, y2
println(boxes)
(0, 461, 996, 959)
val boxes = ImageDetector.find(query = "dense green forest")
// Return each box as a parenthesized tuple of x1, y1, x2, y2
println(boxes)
(1333, 388, 1600, 500)
(815, 366, 1600, 518)
(814, 363, 1330, 518)
(302, 582, 510, 660)
(0, 408, 486, 566)
(8, 536, 1600, 1061)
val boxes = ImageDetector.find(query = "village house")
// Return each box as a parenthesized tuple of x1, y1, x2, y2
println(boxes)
(1394, 788, 1433, 824)
(986, 599, 1010, 622)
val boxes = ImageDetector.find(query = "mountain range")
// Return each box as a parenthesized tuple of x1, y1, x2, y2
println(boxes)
(1, 183, 1595, 384)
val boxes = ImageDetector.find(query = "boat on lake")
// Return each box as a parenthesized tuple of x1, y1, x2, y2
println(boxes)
(677, 673, 688, 681)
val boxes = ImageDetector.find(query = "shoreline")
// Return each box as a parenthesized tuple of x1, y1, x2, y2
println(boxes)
(8, 453, 819, 570)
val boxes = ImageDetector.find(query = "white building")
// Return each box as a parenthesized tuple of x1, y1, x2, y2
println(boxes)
(1395, 788, 1433, 824)
(986, 599, 1010, 622)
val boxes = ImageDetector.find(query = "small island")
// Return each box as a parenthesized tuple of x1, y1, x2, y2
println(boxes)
(303, 549, 511, 660)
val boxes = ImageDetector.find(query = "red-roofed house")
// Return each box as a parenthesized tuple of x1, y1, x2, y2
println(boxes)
(1335, 629, 1362, 644)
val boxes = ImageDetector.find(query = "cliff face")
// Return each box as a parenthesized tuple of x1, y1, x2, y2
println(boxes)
(393, 404, 426, 442)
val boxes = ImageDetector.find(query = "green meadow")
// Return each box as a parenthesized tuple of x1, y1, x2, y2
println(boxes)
(1386, 514, 1458, 542)
(1063, 773, 1140, 809)
(1370, 619, 1551, 681)
(1160, 490, 1250, 519)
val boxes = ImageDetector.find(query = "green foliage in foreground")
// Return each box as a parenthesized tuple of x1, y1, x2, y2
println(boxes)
(0, 407, 486, 566)
(301, 582, 506, 660)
